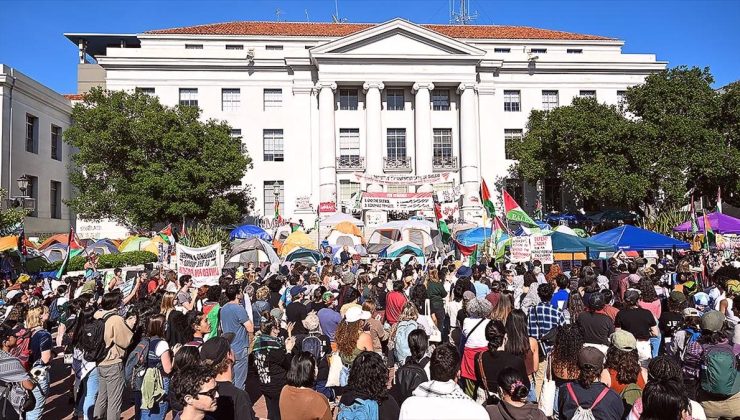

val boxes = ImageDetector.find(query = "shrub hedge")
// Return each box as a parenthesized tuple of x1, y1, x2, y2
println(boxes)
(38, 251, 158, 272)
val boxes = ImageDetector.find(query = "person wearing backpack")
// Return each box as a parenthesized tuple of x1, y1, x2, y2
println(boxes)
(339, 351, 400, 420)
(25, 305, 52, 420)
(391, 302, 421, 367)
(557, 347, 624, 420)
(695, 310, 740, 419)
(133, 314, 173, 420)
(0, 325, 36, 420)
(93, 291, 135, 420)
(279, 352, 332, 420)
(391, 329, 430, 405)
(70, 306, 99, 420)
(294, 311, 333, 400)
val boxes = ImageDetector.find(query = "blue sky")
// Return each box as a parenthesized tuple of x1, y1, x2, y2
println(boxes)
(1, 0, 738, 94)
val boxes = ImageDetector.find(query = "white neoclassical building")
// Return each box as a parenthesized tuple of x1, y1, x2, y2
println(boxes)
(65, 18, 666, 225)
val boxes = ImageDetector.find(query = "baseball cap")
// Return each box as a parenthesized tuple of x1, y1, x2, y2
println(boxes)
(683, 307, 701, 318)
(456, 266, 472, 278)
(693, 292, 710, 306)
(701, 310, 725, 332)
(726, 279, 740, 296)
(578, 347, 605, 370)
(199, 335, 234, 366)
(610, 330, 637, 352)
(270, 308, 284, 321)
(669, 291, 687, 304)
(290, 286, 307, 297)
(345, 306, 371, 323)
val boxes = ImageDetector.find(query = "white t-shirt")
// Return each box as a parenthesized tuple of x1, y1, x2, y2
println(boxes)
(462, 318, 490, 348)
(154, 339, 170, 357)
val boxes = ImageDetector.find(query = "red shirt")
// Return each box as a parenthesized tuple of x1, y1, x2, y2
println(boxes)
(147, 279, 159, 294)
(385, 291, 407, 325)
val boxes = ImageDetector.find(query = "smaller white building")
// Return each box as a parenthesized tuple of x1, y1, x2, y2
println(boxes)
(0, 65, 74, 235)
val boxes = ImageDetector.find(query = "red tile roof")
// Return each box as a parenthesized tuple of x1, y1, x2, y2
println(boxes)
(144, 21, 613, 41)
(64, 93, 85, 101)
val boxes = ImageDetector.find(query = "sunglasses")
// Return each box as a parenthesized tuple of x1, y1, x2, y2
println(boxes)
(196, 386, 218, 399)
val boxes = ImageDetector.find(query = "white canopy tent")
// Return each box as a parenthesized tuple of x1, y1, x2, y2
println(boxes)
(319, 212, 365, 228)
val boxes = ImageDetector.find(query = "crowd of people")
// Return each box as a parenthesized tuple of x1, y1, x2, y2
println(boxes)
(1, 248, 739, 420)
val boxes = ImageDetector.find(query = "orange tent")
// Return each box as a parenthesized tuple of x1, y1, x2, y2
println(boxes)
(333, 221, 363, 237)
(0, 236, 36, 253)
(38, 233, 69, 250)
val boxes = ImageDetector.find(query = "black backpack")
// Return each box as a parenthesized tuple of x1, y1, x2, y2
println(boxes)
(80, 312, 116, 364)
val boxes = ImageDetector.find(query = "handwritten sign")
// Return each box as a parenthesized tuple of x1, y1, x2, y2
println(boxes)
(530, 235, 554, 264)
(510, 237, 532, 263)
(295, 196, 311, 210)
(176, 243, 222, 287)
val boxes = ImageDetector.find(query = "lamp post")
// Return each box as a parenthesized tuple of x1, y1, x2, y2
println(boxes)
(273, 182, 280, 225)
(14, 174, 30, 268)
(17, 174, 29, 198)
(536, 179, 544, 220)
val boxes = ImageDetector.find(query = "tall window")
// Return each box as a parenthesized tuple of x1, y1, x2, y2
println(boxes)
(339, 180, 361, 204)
(263, 181, 284, 217)
(431, 89, 450, 111)
(263, 129, 284, 162)
(542, 90, 559, 111)
(179, 88, 198, 107)
(504, 129, 523, 160)
(51, 125, 62, 161)
(579, 90, 596, 99)
(504, 90, 521, 112)
(226, 44, 244, 50)
(50, 180, 61, 219)
(433, 128, 453, 160)
(263, 89, 283, 109)
(339, 129, 361, 165)
(221, 88, 240, 112)
(26, 114, 38, 153)
(386, 89, 405, 111)
(339, 89, 359, 110)
(386, 129, 407, 159)
(505, 179, 524, 206)
(26, 175, 38, 217)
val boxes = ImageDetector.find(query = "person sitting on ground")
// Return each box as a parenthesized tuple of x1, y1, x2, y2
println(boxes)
(199, 336, 255, 420)
(170, 364, 219, 420)
(279, 352, 332, 420)
(485, 367, 547, 420)
(399, 343, 488, 420)
(557, 347, 624, 420)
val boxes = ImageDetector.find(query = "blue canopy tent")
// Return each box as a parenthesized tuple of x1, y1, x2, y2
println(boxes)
(591, 225, 690, 251)
(456, 227, 490, 246)
(546, 231, 616, 258)
(545, 213, 587, 225)
(229, 224, 272, 242)
(512, 220, 551, 236)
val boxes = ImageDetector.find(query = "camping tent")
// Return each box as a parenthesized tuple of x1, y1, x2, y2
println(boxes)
(229, 224, 272, 242)
(85, 239, 120, 256)
(285, 248, 322, 265)
(333, 221, 363, 237)
(367, 229, 402, 254)
(456, 227, 494, 247)
(42, 243, 68, 262)
(368, 220, 439, 254)
(0, 235, 36, 253)
(379, 241, 424, 259)
(326, 230, 363, 247)
(142, 236, 167, 254)
(119, 236, 149, 252)
(591, 225, 690, 251)
(280, 231, 317, 257)
(673, 212, 740, 234)
(320, 212, 365, 228)
(225, 237, 280, 268)
(38, 233, 70, 250)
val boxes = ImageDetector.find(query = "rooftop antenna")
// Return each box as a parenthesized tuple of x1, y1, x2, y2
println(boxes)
(332, 0, 347, 23)
(305, 9, 310, 22)
(451, 0, 477, 25)
(275, 8, 283, 22)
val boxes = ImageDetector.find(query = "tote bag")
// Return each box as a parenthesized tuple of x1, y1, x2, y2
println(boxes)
(538, 355, 556, 417)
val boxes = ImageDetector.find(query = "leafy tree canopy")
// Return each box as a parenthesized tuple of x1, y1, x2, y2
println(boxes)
(0, 188, 27, 234)
(64, 87, 253, 229)
(511, 66, 740, 217)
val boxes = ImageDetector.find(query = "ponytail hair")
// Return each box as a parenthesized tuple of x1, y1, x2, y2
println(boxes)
(498, 367, 530, 402)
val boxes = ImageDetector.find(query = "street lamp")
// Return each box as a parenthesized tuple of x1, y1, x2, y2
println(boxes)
(535, 179, 544, 220)
(17, 174, 29, 197)
(273, 182, 280, 222)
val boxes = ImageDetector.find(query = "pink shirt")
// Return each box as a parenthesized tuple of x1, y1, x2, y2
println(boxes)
(638, 299, 661, 320)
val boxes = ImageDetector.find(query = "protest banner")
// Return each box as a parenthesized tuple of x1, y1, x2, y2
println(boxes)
(361, 192, 434, 211)
(435, 185, 463, 203)
(354, 172, 452, 186)
(510, 237, 532, 263)
(530, 235, 554, 264)
(318, 201, 336, 213)
(176, 243, 222, 287)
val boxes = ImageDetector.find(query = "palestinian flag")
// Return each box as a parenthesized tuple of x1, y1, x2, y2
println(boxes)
(480, 178, 496, 218)
(453, 239, 477, 257)
(493, 216, 508, 243)
(703, 212, 715, 249)
(274, 200, 282, 223)
(56, 227, 84, 279)
(158, 224, 176, 244)
(434, 203, 451, 243)
(179, 220, 187, 241)
(468, 245, 479, 267)
(502, 189, 537, 227)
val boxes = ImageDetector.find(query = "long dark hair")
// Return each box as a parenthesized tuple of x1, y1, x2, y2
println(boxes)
(604, 347, 641, 385)
(484, 320, 506, 352)
(551, 324, 583, 379)
(504, 309, 530, 357)
(347, 351, 389, 401)
(638, 277, 658, 303)
(641, 379, 688, 420)
(71, 306, 96, 348)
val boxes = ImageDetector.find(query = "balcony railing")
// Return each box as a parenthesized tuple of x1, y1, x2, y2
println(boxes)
(336, 155, 365, 171)
(433, 156, 459, 171)
(384, 156, 413, 172)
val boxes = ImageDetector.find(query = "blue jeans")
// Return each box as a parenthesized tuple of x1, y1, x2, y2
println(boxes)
(134, 377, 170, 420)
(26, 367, 49, 420)
(528, 376, 537, 402)
(650, 333, 661, 358)
(76, 367, 99, 420)
(233, 353, 248, 391)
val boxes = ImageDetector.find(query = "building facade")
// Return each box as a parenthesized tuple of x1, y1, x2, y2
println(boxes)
(66, 19, 666, 224)
(0, 65, 74, 236)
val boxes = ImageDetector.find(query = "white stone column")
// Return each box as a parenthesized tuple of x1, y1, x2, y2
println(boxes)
(317, 81, 337, 206)
(363, 81, 384, 193)
(413, 82, 434, 192)
(458, 82, 480, 220)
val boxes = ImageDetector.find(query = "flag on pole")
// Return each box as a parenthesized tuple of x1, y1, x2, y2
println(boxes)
(717, 187, 723, 214)
(434, 203, 451, 243)
(690, 194, 699, 235)
(453, 240, 477, 257)
(703, 212, 715, 249)
(55, 227, 84, 279)
(502, 189, 538, 227)
(534, 199, 543, 221)
(480, 178, 496, 218)
(468, 245, 478, 267)
(179, 219, 187, 241)
(274, 200, 282, 224)
(493, 216, 508, 243)
(158, 224, 176, 244)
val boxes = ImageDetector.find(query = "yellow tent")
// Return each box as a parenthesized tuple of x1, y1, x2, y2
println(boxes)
(333, 221, 363, 237)
(143, 235, 167, 254)
(280, 231, 317, 257)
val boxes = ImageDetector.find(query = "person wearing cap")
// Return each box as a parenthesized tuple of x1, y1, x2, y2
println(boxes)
(220, 284, 254, 391)
(602, 330, 648, 403)
(577, 291, 615, 351)
(557, 347, 624, 420)
(692, 291, 711, 314)
(285, 286, 309, 335)
(615, 289, 657, 366)
(335, 306, 373, 368)
(0, 325, 34, 419)
(200, 336, 256, 420)
(658, 290, 687, 353)
(694, 310, 740, 419)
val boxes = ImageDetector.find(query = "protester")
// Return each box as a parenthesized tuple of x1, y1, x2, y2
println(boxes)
(133, 314, 173, 420)
(474, 320, 527, 402)
(170, 365, 219, 420)
(253, 311, 295, 420)
(0, 324, 34, 420)
(528, 283, 565, 396)
(220, 284, 254, 390)
(578, 291, 615, 351)
(391, 329, 430, 404)
(25, 305, 51, 420)
(485, 367, 547, 420)
(504, 309, 539, 401)
(459, 297, 492, 395)
(557, 347, 624, 420)
(279, 352, 331, 420)
(601, 330, 647, 409)
(616, 289, 658, 366)
(200, 335, 256, 420)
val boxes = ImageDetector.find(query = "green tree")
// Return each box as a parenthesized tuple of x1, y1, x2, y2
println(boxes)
(0, 187, 27, 234)
(64, 88, 253, 229)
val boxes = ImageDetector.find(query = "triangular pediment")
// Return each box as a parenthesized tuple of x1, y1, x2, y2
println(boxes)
(311, 18, 485, 57)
